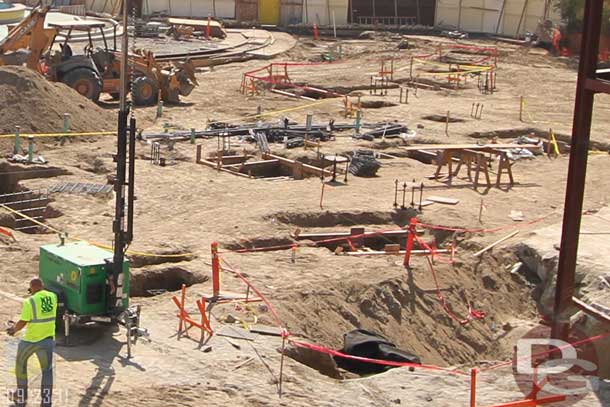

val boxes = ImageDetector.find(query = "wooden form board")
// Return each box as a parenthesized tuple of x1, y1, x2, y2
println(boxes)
(400, 144, 540, 151)
(223, 159, 280, 169)
(168, 17, 224, 27)
(263, 153, 332, 177)
(295, 229, 408, 241)
(197, 157, 251, 178)
(426, 196, 460, 205)
(346, 249, 452, 256)
(196, 146, 331, 179)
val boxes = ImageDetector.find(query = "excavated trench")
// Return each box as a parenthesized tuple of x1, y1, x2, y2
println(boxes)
(423, 114, 466, 123)
(0, 162, 69, 233)
(241, 211, 548, 377)
(274, 220, 610, 381)
(360, 101, 398, 109)
(212, 210, 605, 380)
(267, 209, 414, 228)
(468, 127, 610, 152)
(130, 266, 208, 297)
(278, 244, 542, 378)
(128, 249, 196, 268)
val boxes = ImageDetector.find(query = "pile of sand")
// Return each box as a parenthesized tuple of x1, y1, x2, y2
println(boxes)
(0, 66, 116, 134)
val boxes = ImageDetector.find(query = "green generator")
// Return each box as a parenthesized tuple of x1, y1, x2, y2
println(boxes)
(39, 241, 138, 343)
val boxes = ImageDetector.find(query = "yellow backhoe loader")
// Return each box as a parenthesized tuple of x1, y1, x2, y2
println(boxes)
(0, 6, 197, 105)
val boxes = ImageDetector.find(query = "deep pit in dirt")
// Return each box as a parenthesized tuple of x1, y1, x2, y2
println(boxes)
(241, 211, 543, 378)
(423, 114, 466, 123)
(277, 244, 540, 378)
(360, 100, 398, 109)
(130, 266, 208, 297)
(0, 162, 69, 233)
(128, 248, 196, 268)
(267, 209, 415, 228)
(225, 209, 455, 254)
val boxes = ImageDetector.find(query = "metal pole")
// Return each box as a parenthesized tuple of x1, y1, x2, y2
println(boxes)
(410, 178, 415, 206)
(126, 116, 136, 244)
(515, 0, 530, 38)
(111, 0, 131, 312)
(393, 179, 398, 207)
(551, 0, 604, 342)
(119, 1, 128, 113)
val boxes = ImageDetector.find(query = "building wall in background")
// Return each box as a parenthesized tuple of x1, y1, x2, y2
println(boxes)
(236, 0, 258, 21)
(350, 0, 436, 25)
(280, 0, 303, 25)
(301, 0, 348, 25)
(435, 0, 560, 37)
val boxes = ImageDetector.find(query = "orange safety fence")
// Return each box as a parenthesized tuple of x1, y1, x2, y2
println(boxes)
(180, 234, 610, 406)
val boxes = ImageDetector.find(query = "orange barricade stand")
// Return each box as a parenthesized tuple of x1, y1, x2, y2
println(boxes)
(470, 367, 567, 407)
(172, 284, 214, 347)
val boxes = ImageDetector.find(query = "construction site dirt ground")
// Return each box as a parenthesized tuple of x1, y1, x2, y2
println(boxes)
(1, 34, 610, 406)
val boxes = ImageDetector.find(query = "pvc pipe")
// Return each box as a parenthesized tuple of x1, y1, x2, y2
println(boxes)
(27, 136, 33, 162)
(14, 126, 20, 155)
(63, 113, 71, 134)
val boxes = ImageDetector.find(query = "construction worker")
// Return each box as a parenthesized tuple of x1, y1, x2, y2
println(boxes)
(6, 278, 57, 407)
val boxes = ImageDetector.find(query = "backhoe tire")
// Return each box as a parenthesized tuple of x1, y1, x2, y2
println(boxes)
(62, 68, 102, 103)
(132, 76, 159, 106)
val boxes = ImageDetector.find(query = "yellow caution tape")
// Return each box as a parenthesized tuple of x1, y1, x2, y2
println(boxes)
(411, 57, 494, 78)
(0, 98, 340, 139)
(0, 203, 196, 258)
(207, 97, 342, 127)
(0, 131, 116, 139)
(550, 130, 561, 156)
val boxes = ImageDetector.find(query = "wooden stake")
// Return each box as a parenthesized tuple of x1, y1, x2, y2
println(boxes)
(279, 335, 286, 397)
(320, 182, 325, 209)
(178, 284, 186, 338)
(409, 57, 414, 80)
(519, 96, 524, 122)
(470, 368, 477, 407)
(473, 231, 519, 257)
(478, 199, 484, 223)
(445, 110, 450, 137)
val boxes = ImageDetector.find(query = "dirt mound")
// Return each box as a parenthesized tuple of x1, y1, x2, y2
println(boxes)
(0, 66, 116, 134)
(276, 247, 537, 368)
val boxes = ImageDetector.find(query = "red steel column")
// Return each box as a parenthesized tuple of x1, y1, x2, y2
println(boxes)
(551, 0, 604, 341)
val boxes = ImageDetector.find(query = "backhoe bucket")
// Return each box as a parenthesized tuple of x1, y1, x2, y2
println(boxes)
(159, 59, 198, 103)
(175, 59, 198, 96)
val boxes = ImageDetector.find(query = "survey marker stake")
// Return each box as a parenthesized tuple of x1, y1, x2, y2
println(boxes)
(418, 182, 424, 211)
(393, 179, 399, 208)
(410, 178, 416, 207)
(279, 334, 287, 398)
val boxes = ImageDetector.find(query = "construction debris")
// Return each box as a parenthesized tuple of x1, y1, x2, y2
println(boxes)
(49, 182, 113, 195)
(348, 150, 381, 177)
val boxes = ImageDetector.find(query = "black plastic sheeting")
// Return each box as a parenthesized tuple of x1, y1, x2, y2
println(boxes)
(334, 329, 421, 375)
